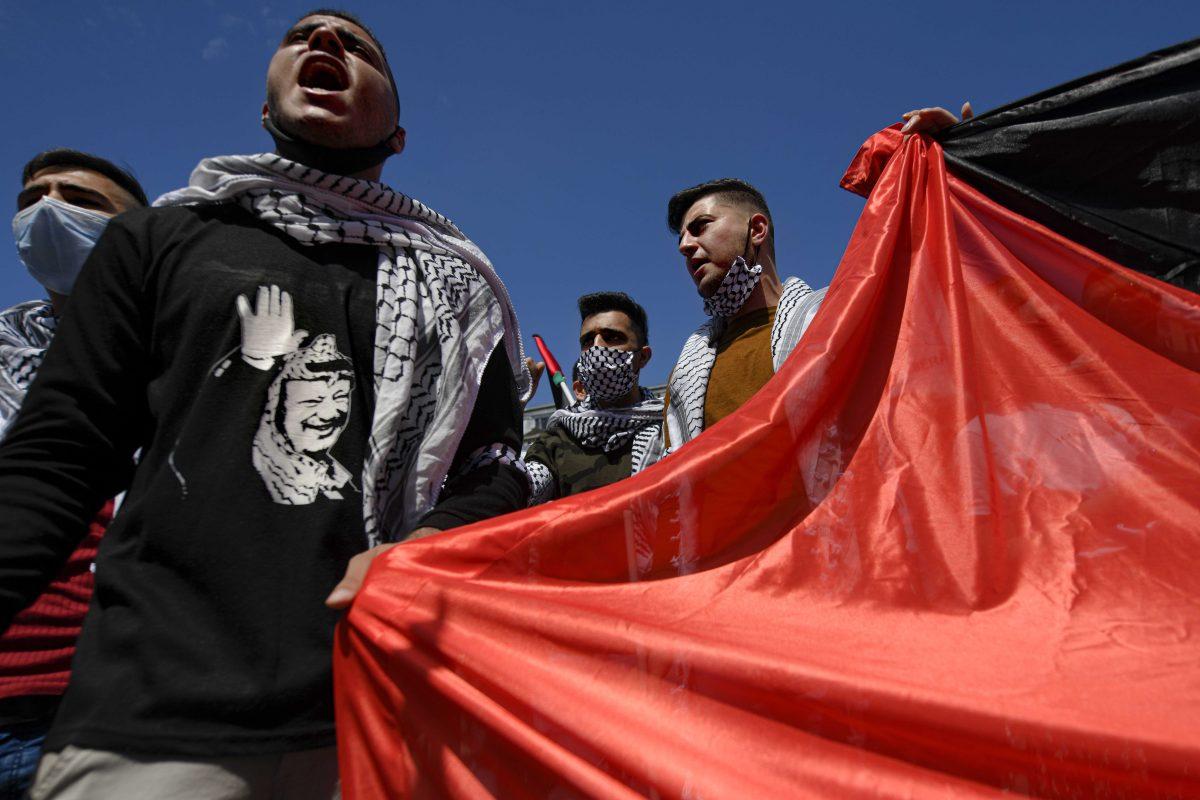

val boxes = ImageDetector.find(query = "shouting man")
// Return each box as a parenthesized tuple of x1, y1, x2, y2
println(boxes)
(0, 11, 529, 799)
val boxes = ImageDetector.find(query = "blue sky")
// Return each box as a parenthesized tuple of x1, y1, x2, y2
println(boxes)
(2, 1, 1195, 404)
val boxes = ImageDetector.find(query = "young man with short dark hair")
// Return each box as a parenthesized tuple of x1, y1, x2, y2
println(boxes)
(656, 106, 970, 455)
(660, 178, 826, 451)
(0, 11, 529, 798)
(524, 292, 662, 502)
(0, 147, 146, 800)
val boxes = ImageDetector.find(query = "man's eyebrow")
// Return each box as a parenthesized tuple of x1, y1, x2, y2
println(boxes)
(15, 187, 42, 208)
(17, 182, 111, 209)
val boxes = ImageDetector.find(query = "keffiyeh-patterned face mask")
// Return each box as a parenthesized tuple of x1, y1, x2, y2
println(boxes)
(576, 345, 638, 403)
(702, 256, 763, 318)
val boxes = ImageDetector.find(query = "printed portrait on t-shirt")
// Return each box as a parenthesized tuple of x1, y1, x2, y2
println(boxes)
(166, 284, 360, 506)
(251, 333, 356, 504)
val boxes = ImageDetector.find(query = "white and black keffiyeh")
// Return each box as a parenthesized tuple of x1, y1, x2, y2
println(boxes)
(547, 388, 662, 453)
(0, 300, 55, 439)
(156, 154, 531, 545)
(702, 257, 763, 318)
(575, 345, 637, 402)
(664, 277, 826, 451)
(525, 388, 663, 504)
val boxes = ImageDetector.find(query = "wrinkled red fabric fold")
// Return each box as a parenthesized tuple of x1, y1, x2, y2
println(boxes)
(335, 129, 1200, 799)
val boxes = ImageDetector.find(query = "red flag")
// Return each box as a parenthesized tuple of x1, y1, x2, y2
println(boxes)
(335, 129, 1200, 798)
(532, 333, 577, 410)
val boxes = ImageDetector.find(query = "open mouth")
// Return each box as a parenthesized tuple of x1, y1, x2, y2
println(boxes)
(303, 418, 341, 434)
(298, 58, 349, 92)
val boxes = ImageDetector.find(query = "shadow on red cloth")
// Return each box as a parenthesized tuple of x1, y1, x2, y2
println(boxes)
(334, 128, 1200, 799)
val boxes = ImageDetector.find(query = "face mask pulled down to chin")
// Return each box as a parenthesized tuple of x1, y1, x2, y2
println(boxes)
(702, 256, 763, 318)
(576, 345, 638, 404)
(700, 216, 765, 318)
(12, 196, 110, 296)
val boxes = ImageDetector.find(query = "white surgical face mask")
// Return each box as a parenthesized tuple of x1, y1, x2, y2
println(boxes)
(12, 196, 111, 295)
(576, 345, 638, 403)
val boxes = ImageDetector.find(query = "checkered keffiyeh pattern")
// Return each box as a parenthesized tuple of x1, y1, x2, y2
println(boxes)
(0, 300, 55, 439)
(665, 277, 826, 450)
(702, 256, 763, 318)
(547, 388, 663, 453)
(156, 154, 531, 544)
(525, 388, 664, 504)
(576, 345, 637, 402)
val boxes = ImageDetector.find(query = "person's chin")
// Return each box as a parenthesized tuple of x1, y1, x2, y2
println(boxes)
(279, 100, 375, 146)
(697, 274, 725, 299)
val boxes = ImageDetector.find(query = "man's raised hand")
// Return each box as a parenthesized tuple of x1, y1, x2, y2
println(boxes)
(236, 284, 309, 369)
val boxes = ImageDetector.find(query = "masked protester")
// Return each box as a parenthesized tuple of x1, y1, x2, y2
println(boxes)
(651, 179, 827, 456)
(650, 107, 971, 460)
(0, 148, 147, 800)
(523, 292, 662, 503)
(0, 11, 530, 799)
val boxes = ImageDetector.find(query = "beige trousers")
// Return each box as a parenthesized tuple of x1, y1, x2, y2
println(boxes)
(29, 745, 340, 800)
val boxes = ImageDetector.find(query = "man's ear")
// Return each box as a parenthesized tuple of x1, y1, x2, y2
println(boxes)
(261, 101, 270, 127)
(749, 212, 770, 248)
(389, 127, 407, 155)
(637, 345, 652, 370)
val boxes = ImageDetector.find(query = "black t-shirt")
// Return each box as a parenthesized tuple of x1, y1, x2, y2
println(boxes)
(0, 204, 526, 755)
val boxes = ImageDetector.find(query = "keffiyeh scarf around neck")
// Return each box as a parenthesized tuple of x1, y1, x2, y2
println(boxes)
(0, 300, 55, 439)
(156, 154, 530, 544)
(525, 387, 664, 505)
(546, 387, 663, 454)
(664, 277, 826, 451)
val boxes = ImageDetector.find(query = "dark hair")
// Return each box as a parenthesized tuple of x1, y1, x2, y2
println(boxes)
(21, 149, 148, 207)
(295, 9, 399, 114)
(578, 291, 649, 347)
(666, 177, 773, 249)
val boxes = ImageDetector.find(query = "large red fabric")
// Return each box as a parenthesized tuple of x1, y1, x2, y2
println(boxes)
(335, 129, 1200, 799)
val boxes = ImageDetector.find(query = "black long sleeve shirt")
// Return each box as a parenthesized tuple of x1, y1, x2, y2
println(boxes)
(0, 203, 525, 755)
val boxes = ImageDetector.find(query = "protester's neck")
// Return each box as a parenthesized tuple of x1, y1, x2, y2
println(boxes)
(275, 148, 385, 183)
(596, 385, 642, 410)
(48, 291, 67, 318)
(730, 260, 783, 321)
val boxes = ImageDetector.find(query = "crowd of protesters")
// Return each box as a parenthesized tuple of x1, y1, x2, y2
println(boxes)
(0, 9, 964, 798)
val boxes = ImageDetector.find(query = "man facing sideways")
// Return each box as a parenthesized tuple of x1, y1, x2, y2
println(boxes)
(0, 10, 530, 799)
(524, 292, 663, 503)
(660, 178, 827, 452)
(658, 108, 968, 455)
(0, 149, 146, 800)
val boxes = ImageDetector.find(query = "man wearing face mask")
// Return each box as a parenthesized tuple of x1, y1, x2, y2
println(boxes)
(0, 148, 146, 800)
(659, 178, 826, 451)
(2, 149, 148, 433)
(524, 292, 662, 504)
(656, 110, 969, 454)
(0, 10, 529, 798)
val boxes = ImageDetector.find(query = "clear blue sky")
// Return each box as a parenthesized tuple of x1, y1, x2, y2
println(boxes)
(2, 0, 1195, 404)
